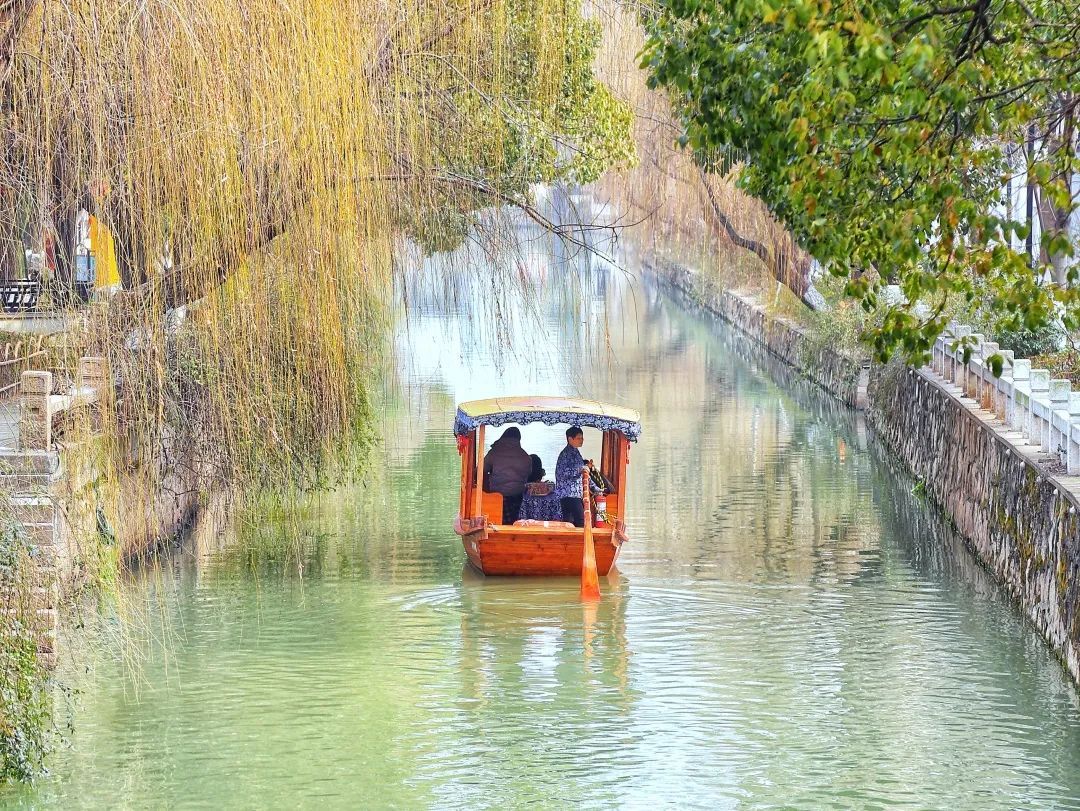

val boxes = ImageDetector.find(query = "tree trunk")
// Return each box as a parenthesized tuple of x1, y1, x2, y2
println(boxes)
(695, 165, 827, 310)
(1036, 96, 1076, 287)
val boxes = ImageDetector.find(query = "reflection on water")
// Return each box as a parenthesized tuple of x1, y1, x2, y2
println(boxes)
(6, 233, 1080, 809)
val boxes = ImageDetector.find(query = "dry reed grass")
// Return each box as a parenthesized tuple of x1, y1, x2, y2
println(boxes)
(589, 1, 815, 315)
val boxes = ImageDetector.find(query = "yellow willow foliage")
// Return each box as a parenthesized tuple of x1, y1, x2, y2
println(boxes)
(0, 0, 634, 555)
(7, 0, 588, 278)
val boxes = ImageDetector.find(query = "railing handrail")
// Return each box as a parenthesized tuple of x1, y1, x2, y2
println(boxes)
(933, 325, 1080, 473)
(0, 335, 48, 401)
(0, 349, 47, 369)
(16, 357, 107, 451)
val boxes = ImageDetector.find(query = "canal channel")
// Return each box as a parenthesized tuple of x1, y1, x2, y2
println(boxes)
(6, 235, 1080, 809)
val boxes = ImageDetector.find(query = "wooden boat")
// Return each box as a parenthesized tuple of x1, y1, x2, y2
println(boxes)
(453, 396, 641, 576)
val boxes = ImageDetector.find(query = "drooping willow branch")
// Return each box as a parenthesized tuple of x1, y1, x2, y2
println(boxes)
(695, 164, 823, 310)
(133, 167, 620, 312)
(368, 0, 500, 80)
(0, 0, 36, 92)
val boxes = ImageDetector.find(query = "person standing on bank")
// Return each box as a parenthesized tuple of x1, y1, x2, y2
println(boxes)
(483, 426, 532, 524)
(555, 426, 602, 527)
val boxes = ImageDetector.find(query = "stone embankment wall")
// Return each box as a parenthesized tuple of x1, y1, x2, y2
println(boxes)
(871, 365, 1079, 684)
(3, 362, 205, 667)
(651, 258, 870, 408)
(650, 258, 1080, 686)
(2, 362, 108, 667)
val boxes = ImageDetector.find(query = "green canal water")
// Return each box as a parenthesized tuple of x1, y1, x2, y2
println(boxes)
(5, 239, 1080, 809)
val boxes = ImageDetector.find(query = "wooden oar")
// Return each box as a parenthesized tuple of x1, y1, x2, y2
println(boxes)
(580, 468, 601, 601)
(582, 599, 598, 663)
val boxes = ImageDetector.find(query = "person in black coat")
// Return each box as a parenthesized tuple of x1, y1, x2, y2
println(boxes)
(483, 427, 531, 523)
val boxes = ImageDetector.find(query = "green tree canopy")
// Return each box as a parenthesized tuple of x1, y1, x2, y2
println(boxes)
(642, 0, 1080, 361)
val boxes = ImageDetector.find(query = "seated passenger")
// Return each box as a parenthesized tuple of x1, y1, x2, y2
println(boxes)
(483, 427, 531, 524)
(525, 454, 554, 497)
(527, 454, 545, 483)
(555, 426, 602, 528)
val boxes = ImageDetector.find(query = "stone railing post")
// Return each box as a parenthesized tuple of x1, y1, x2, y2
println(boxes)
(1009, 359, 1031, 433)
(963, 334, 983, 398)
(74, 356, 108, 433)
(1027, 369, 1050, 447)
(949, 326, 971, 388)
(1048, 379, 1071, 455)
(994, 350, 1015, 422)
(935, 332, 950, 378)
(19, 370, 52, 451)
(979, 341, 999, 410)
(1068, 393, 1080, 473)
(76, 356, 107, 402)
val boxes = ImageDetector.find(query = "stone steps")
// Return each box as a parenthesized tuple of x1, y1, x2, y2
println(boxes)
(0, 450, 60, 475)
(7, 496, 56, 525)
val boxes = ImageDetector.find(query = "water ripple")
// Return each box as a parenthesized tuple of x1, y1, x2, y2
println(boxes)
(6, 266, 1080, 810)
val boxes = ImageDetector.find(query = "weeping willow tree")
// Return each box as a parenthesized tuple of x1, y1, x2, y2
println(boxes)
(0, 0, 633, 548)
(0, 0, 632, 782)
(591, 2, 819, 307)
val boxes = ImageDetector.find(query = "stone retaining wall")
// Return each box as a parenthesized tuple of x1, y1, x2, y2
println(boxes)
(651, 258, 870, 408)
(2, 362, 205, 669)
(870, 365, 1079, 684)
(647, 257, 1080, 686)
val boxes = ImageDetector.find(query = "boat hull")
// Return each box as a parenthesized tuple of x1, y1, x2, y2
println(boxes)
(459, 525, 622, 576)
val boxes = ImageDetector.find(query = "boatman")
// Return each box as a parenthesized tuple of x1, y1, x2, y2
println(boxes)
(555, 426, 602, 527)
(483, 427, 532, 524)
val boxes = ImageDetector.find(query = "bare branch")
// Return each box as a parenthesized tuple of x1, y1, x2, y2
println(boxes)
(0, 0, 37, 93)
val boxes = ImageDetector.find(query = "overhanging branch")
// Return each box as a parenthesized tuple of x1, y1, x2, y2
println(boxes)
(0, 0, 37, 93)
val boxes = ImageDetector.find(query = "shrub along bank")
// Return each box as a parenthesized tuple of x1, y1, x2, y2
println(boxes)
(0, 521, 52, 782)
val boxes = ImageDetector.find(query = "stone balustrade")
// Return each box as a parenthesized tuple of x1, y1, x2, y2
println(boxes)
(933, 325, 1080, 470)
(17, 356, 107, 451)
(7, 356, 109, 667)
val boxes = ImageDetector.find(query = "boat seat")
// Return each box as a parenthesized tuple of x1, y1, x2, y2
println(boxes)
(480, 490, 504, 523)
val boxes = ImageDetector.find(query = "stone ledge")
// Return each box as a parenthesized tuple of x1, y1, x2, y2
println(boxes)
(647, 257, 870, 409)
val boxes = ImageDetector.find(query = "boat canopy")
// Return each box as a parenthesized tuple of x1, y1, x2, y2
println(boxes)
(454, 396, 642, 442)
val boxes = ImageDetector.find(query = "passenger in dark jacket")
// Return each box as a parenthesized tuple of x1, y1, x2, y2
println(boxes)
(483, 427, 532, 524)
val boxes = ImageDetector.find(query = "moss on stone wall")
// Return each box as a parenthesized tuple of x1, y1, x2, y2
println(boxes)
(0, 523, 52, 783)
(868, 366, 1080, 685)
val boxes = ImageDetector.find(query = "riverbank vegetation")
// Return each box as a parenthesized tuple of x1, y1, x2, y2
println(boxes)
(0, 0, 635, 782)
(0, 519, 51, 782)
(593, 2, 873, 357)
(592, 4, 816, 307)
(640, 0, 1080, 364)
(2, 0, 632, 496)
(0, 0, 636, 540)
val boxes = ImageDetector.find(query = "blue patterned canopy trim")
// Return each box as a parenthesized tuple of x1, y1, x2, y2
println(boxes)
(453, 408, 641, 442)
